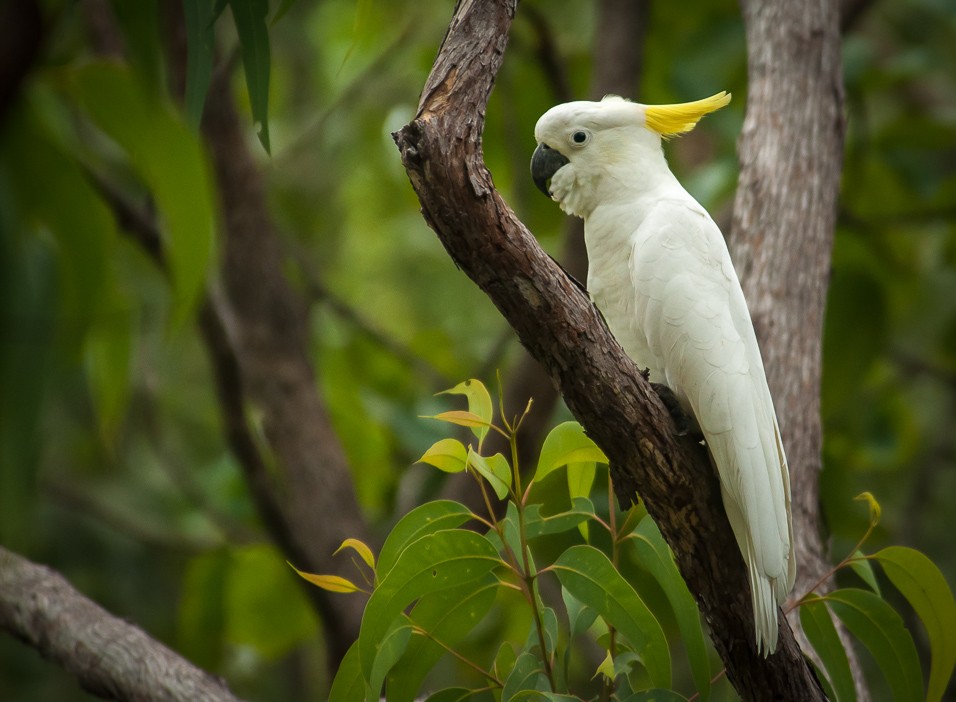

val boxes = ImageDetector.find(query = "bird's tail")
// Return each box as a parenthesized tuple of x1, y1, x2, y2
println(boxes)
(748, 554, 780, 657)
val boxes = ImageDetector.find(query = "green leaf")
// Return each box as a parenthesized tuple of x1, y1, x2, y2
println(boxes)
(438, 379, 493, 445)
(847, 550, 881, 595)
(377, 500, 474, 580)
(66, 62, 216, 327)
(567, 461, 596, 501)
(329, 640, 364, 702)
(385, 576, 498, 702)
(562, 587, 598, 640)
(827, 588, 923, 702)
(535, 421, 607, 486)
(493, 642, 518, 685)
(501, 650, 549, 700)
(523, 497, 595, 540)
(358, 530, 501, 687)
(551, 545, 671, 689)
(467, 449, 511, 500)
(183, 0, 217, 130)
(876, 546, 956, 702)
(228, 0, 271, 153)
(368, 620, 413, 702)
(418, 438, 468, 474)
(629, 519, 710, 698)
(524, 605, 559, 663)
(800, 598, 856, 702)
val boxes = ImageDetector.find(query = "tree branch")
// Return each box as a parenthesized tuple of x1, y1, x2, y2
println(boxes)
(393, 1, 823, 699)
(0, 547, 244, 702)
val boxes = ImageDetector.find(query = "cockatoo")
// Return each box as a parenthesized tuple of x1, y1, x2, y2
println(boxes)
(530, 92, 795, 656)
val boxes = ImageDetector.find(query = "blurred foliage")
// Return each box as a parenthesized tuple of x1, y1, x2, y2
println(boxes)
(0, 0, 954, 700)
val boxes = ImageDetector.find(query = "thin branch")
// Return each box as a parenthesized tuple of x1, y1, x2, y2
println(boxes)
(0, 546, 245, 702)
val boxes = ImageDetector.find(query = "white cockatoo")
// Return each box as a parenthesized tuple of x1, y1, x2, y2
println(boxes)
(530, 92, 795, 656)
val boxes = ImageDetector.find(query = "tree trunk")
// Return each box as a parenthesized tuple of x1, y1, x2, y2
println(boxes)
(730, 0, 866, 696)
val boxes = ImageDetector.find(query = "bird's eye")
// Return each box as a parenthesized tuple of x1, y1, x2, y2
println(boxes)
(571, 130, 590, 146)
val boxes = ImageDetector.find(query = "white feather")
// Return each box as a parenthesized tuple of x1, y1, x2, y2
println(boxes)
(534, 99, 795, 656)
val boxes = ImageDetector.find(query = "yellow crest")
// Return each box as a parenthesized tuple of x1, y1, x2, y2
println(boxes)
(644, 91, 731, 139)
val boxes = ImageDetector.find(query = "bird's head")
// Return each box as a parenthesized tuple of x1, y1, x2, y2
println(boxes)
(531, 92, 730, 217)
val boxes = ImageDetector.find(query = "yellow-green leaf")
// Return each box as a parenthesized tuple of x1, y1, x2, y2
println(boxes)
(417, 438, 467, 473)
(438, 379, 493, 445)
(467, 449, 511, 500)
(289, 565, 361, 593)
(335, 538, 376, 571)
(854, 492, 881, 527)
(422, 410, 490, 430)
(535, 421, 608, 487)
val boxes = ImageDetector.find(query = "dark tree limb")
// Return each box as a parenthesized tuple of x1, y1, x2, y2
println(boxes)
(0, 547, 244, 702)
(394, 1, 823, 699)
(445, 0, 649, 515)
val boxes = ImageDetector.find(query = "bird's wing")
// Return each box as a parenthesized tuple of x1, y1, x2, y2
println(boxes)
(630, 199, 794, 649)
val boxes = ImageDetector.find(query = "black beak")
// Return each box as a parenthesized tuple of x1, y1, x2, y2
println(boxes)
(531, 143, 570, 197)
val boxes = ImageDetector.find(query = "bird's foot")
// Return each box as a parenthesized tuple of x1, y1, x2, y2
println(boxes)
(650, 382, 691, 437)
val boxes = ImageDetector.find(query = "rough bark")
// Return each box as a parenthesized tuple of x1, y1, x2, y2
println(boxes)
(394, 1, 824, 698)
(730, 0, 862, 696)
(0, 547, 244, 702)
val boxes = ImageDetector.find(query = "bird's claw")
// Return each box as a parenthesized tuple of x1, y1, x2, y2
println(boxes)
(650, 382, 691, 437)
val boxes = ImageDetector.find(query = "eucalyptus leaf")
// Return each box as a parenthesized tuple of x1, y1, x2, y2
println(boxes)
(630, 518, 710, 698)
(535, 421, 608, 486)
(385, 576, 498, 702)
(501, 650, 550, 700)
(800, 598, 856, 702)
(183, 0, 217, 130)
(228, 0, 272, 153)
(847, 551, 881, 595)
(827, 588, 923, 702)
(358, 530, 501, 684)
(438, 378, 493, 445)
(876, 546, 956, 702)
(329, 641, 364, 702)
(377, 500, 474, 580)
(551, 545, 671, 689)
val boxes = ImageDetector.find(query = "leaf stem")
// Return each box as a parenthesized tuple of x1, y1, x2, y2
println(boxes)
(407, 621, 504, 687)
